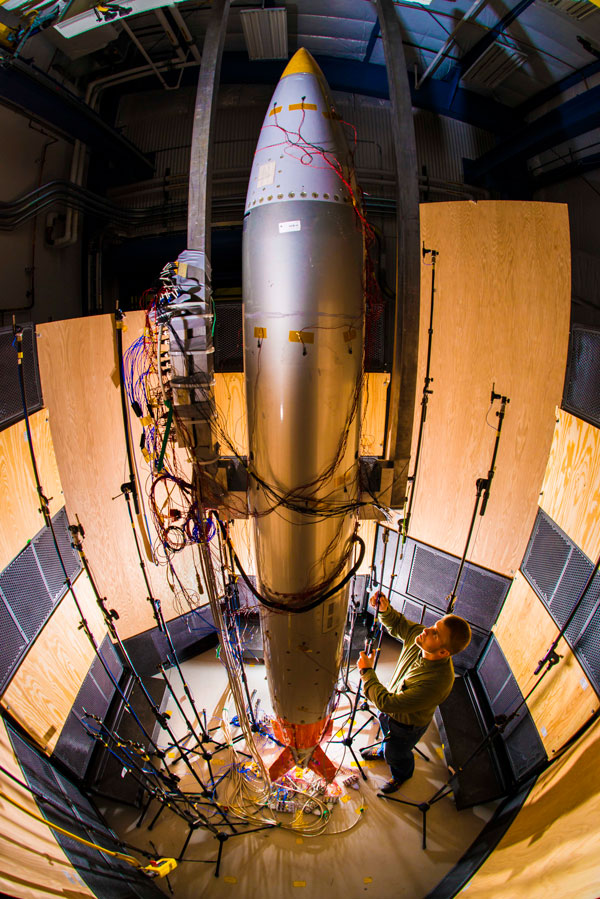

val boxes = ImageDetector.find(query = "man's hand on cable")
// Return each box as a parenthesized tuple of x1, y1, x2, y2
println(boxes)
(358, 649, 378, 673)
(369, 591, 389, 613)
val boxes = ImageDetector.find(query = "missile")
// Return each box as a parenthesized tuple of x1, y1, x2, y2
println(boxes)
(242, 48, 365, 781)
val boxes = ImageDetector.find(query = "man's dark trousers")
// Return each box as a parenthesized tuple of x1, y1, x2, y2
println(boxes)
(378, 712, 428, 781)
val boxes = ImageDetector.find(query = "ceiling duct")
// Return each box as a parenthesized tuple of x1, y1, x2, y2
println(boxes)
(240, 7, 287, 60)
(462, 37, 528, 89)
(542, 0, 598, 20)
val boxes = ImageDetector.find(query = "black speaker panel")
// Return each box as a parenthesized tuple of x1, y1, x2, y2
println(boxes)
(0, 508, 83, 693)
(562, 325, 600, 428)
(52, 637, 123, 780)
(522, 509, 600, 695)
(372, 529, 510, 658)
(0, 323, 43, 432)
(122, 604, 218, 677)
(7, 718, 164, 899)
(476, 637, 546, 781)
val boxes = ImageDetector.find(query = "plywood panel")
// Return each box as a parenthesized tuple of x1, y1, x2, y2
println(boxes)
(1, 571, 108, 754)
(540, 409, 600, 561)
(494, 572, 597, 756)
(409, 202, 571, 576)
(214, 371, 247, 457)
(0, 718, 94, 899)
(37, 312, 203, 638)
(360, 372, 389, 457)
(0, 410, 64, 571)
(464, 717, 600, 899)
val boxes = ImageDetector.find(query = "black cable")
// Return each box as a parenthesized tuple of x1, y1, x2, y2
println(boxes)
(213, 512, 365, 613)
(0, 760, 156, 861)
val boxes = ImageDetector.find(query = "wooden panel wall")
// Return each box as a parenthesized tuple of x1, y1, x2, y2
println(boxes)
(0, 718, 94, 899)
(360, 372, 389, 457)
(540, 409, 600, 561)
(1, 571, 107, 755)
(37, 312, 205, 639)
(494, 573, 597, 757)
(37, 314, 388, 634)
(212, 371, 389, 460)
(465, 717, 600, 898)
(214, 371, 248, 457)
(0, 410, 64, 571)
(409, 202, 571, 576)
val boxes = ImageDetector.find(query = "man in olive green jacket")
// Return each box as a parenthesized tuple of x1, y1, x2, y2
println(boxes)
(358, 592, 471, 793)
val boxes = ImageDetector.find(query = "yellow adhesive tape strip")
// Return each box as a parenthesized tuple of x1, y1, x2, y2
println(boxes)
(289, 103, 317, 111)
(223, 876, 237, 884)
(254, 327, 267, 339)
(289, 331, 314, 344)
(293, 882, 306, 888)
(344, 328, 357, 342)
(269, 106, 282, 116)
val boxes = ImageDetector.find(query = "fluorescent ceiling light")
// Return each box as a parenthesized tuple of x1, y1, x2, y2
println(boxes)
(53, 0, 185, 38)
(240, 7, 287, 60)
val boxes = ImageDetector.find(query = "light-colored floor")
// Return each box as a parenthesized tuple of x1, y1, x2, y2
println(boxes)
(100, 637, 496, 899)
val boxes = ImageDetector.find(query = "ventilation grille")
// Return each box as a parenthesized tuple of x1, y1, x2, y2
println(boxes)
(563, 326, 600, 428)
(0, 508, 82, 694)
(214, 300, 243, 372)
(542, 0, 597, 19)
(477, 637, 546, 779)
(522, 509, 600, 693)
(0, 323, 43, 432)
(6, 720, 165, 899)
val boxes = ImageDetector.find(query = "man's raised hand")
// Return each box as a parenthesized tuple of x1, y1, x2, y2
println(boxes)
(369, 591, 389, 613)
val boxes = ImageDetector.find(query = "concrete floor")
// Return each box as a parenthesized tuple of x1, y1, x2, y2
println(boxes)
(101, 636, 496, 899)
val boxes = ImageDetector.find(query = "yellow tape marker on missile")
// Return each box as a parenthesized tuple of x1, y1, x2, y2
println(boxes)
(269, 106, 282, 116)
(344, 328, 357, 342)
(254, 327, 267, 339)
(289, 331, 314, 344)
(289, 103, 317, 111)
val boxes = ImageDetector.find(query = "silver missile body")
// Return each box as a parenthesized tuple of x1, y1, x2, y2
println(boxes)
(242, 49, 364, 776)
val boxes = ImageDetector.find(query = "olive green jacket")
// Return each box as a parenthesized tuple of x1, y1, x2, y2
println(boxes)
(360, 606, 454, 727)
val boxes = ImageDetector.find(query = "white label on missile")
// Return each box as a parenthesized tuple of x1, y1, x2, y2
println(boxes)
(279, 220, 301, 233)
(257, 161, 276, 187)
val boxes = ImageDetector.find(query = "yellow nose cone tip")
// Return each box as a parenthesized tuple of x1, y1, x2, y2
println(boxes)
(281, 47, 322, 79)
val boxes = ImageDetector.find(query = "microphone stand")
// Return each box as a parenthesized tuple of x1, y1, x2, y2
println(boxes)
(447, 387, 509, 613)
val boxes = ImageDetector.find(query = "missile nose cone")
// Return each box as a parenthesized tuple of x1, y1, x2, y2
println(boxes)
(281, 47, 322, 79)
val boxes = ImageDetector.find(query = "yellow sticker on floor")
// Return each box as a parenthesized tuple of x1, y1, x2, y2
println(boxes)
(364, 877, 373, 884)
(296, 838, 303, 844)
(223, 876, 237, 884)
(341, 795, 350, 803)
(293, 882, 306, 888)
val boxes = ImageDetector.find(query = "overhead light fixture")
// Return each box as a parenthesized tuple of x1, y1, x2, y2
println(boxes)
(542, 0, 597, 19)
(240, 7, 287, 60)
(53, 0, 185, 39)
(462, 38, 528, 89)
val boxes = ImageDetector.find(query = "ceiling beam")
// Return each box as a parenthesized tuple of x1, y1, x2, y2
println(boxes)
(517, 58, 600, 117)
(465, 82, 600, 186)
(0, 57, 153, 181)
